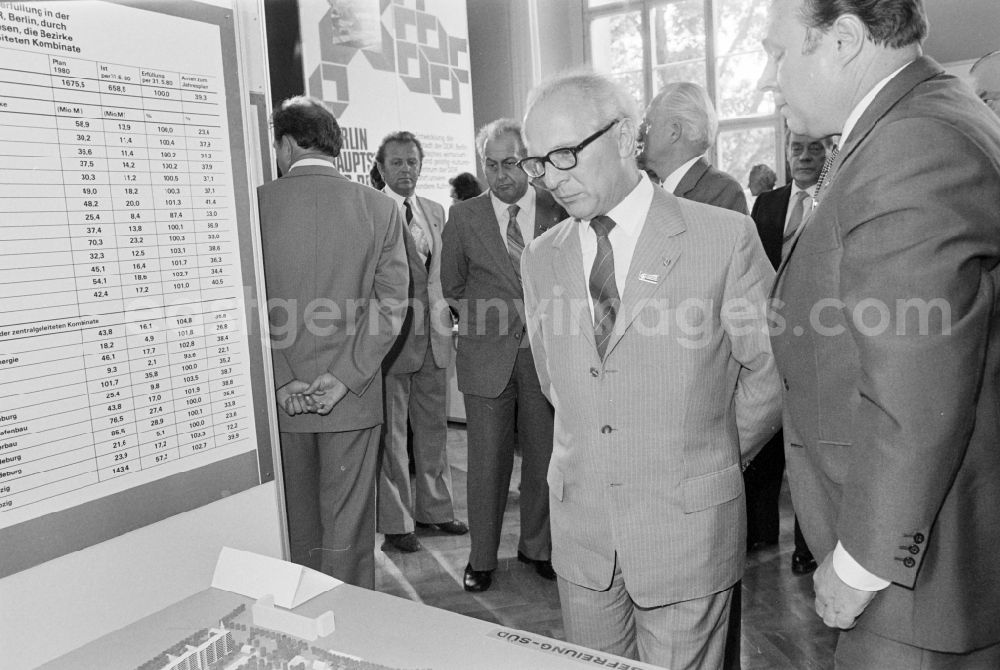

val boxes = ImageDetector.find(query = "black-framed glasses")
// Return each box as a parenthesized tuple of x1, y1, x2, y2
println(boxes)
(518, 119, 620, 178)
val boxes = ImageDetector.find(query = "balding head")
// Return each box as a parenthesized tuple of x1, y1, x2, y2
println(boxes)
(971, 51, 1000, 116)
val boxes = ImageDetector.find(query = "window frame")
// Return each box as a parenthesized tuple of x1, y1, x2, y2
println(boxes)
(582, 0, 785, 184)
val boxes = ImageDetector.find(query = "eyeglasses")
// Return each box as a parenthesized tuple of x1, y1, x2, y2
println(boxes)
(517, 119, 620, 179)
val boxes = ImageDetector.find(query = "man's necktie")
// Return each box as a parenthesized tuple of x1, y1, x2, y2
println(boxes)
(506, 204, 524, 281)
(405, 198, 431, 270)
(813, 145, 839, 205)
(589, 215, 619, 360)
(781, 190, 811, 263)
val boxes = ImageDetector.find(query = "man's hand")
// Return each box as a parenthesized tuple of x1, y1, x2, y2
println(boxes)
(303, 372, 348, 415)
(813, 551, 878, 629)
(276, 379, 313, 416)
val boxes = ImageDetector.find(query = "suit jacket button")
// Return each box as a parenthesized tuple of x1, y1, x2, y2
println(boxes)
(514, 331, 521, 340)
(903, 557, 915, 568)
(590, 367, 600, 377)
(913, 533, 925, 544)
(601, 425, 612, 434)
(908, 545, 920, 555)
(783, 378, 789, 391)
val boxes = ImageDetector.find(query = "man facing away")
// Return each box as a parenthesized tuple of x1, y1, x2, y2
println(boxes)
(258, 96, 408, 588)
(375, 131, 467, 554)
(745, 131, 831, 575)
(639, 81, 749, 214)
(519, 71, 781, 670)
(761, 0, 1000, 666)
(441, 118, 566, 592)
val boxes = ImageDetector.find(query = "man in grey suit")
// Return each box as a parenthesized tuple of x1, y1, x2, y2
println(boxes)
(440, 119, 565, 592)
(375, 131, 467, 554)
(639, 81, 748, 214)
(520, 72, 780, 669)
(761, 0, 1000, 666)
(258, 97, 408, 588)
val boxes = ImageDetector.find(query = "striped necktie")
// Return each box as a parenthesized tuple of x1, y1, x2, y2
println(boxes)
(781, 190, 811, 263)
(506, 204, 524, 281)
(589, 215, 619, 360)
(813, 145, 839, 205)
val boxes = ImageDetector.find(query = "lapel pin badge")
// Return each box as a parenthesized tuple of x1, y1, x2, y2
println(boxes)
(638, 272, 660, 284)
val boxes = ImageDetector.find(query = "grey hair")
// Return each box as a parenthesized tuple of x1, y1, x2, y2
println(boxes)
(475, 118, 525, 161)
(524, 69, 639, 130)
(648, 82, 718, 153)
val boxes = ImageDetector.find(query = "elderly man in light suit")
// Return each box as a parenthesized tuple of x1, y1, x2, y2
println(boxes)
(374, 131, 466, 554)
(639, 81, 748, 214)
(520, 72, 781, 670)
(441, 119, 566, 592)
(760, 0, 1000, 667)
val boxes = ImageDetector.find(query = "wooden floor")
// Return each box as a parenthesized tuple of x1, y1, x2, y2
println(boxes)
(373, 424, 838, 669)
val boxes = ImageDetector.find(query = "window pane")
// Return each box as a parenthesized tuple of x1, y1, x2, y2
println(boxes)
(653, 61, 707, 95)
(650, 1, 705, 67)
(586, 0, 626, 7)
(590, 12, 643, 74)
(716, 51, 774, 118)
(716, 124, 778, 204)
(714, 0, 774, 118)
(611, 71, 646, 110)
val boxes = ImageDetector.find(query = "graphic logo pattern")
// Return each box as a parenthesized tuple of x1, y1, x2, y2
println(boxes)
(308, 0, 470, 116)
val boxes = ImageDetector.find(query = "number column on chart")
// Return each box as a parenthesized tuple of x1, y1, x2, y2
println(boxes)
(1, 49, 81, 326)
(146, 69, 211, 459)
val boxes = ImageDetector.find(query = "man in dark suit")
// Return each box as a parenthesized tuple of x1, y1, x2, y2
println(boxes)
(761, 0, 1000, 666)
(375, 132, 466, 554)
(639, 81, 748, 214)
(258, 96, 408, 588)
(440, 118, 565, 592)
(746, 131, 830, 575)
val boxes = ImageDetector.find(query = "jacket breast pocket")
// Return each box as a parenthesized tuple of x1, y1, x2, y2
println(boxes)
(681, 464, 743, 513)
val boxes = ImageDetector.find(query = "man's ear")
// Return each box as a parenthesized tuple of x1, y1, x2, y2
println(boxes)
(617, 118, 639, 158)
(831, 13, 865, 64)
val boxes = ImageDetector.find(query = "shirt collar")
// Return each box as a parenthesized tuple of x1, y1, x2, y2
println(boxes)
(579, 172, 654, 238)
(840, 61, 914, 145)
(382, 187, 415, 209)
(490, 186, 535, 221)
(288, 157, 334, 170)
(789, 181, 817, 199)
(661, 155, 702, 193)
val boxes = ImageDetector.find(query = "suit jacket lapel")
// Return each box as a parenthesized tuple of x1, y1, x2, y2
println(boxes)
(605, 188, 685, 358)
(673, 157, 709, 197)
(469, 192, 521, 291)
(550, 220, 597, 353)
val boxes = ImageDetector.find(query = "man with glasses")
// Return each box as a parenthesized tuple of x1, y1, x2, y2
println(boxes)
(519, 72, 781, 669)
(441, 118, 566, 592)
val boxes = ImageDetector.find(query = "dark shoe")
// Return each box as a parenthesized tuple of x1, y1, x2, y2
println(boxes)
(791, 550, 818, 575)
(384, 532, 421, 553)
(517, 551, 556, 580)
(416, 520, 469, 535)
(463, 563, 493, 592)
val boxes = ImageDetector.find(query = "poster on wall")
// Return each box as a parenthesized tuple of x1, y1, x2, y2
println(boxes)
(298, 0, 476, 207)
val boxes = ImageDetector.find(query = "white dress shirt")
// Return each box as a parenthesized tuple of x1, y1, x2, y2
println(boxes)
(577, 173, 654, 319)
(383, 187, 433, 258)
(288, 157, 334, 170)
(490, 186, 537, 245)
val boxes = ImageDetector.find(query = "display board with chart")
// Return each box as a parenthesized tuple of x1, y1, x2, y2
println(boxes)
(0, 0, 275, 578)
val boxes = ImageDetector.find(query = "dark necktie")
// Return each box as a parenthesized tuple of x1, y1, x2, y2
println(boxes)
(405, 198, 431, 270)
(506, 204, 524, 282)
(781, 190, 811, 263)
(589, 215, 619, 360)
